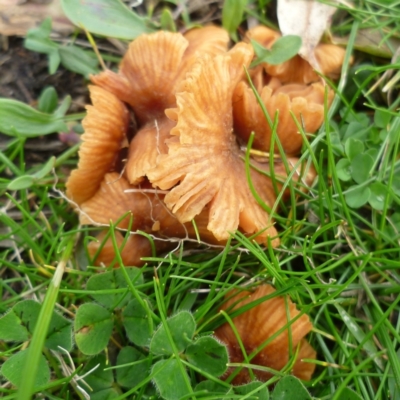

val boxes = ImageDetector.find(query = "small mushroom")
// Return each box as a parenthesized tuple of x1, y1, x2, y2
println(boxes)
(233, 78, 334, 155)
(245, 25, 346, 84)
(214, 284, 316, 384)
(148, 43, 282, 245)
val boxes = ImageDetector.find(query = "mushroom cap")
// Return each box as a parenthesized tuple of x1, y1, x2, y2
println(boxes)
(214, 284, 316, 384)
(148, 43, 281, 245)
(91, 27, 229, 126)
(245, 25, 346, 84)
(79, 172, 222, 244)
(90, 28, 229, 184)
(65, 85, 129, 205)
(233, 79, 334, 155)
(125, 118, 176, 185)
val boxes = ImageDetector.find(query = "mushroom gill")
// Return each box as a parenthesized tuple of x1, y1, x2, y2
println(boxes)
(148, 43, 283, 245)
(233, 78, 334, 155)
(65, 86, 129, 205)
(245, 25, 346, 84)
(214, 284, 316, 384)
(91, 28, 229, 185)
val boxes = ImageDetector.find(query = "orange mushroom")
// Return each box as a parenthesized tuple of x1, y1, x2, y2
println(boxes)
(214, 284, 316, 384)
(66, 29, 319, 266)
(148, 43, 283, 245)
(233, 77, 334, 155)
(148, 43, 316, 246)
(245, 25, 346, 84)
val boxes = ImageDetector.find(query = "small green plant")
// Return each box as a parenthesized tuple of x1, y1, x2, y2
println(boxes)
(71, 267, 229, 399)
(332, 108, 399, 210)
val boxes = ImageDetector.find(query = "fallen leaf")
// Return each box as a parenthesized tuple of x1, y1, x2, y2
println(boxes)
(277, 0, 337, 71)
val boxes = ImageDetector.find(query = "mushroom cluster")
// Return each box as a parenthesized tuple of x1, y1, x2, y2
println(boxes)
(214, 284, 316, 384)
(66, 25, 344, 266)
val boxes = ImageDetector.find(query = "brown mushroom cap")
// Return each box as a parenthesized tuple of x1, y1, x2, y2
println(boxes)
(233, 79, 334, 155)
(214, 284, 316, 384)
(148, 43, 283, 245)
(246, 25, 346, 84)
(65, 86, 129, 205)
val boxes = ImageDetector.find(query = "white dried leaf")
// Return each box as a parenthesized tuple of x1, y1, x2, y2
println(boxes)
(277, 0, 337, 71)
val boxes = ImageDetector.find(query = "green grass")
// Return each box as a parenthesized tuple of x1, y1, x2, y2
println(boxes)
(1, 0, 400, 399)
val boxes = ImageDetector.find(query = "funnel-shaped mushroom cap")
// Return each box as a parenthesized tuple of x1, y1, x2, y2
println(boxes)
(233, 80, 333, 155)
(246, 25, 346, 84)
(65, 86, 129, 205)
(214, 284, 316, 384)
(91, 28, 229, 184)
(91, 28, 229, 126)
(148, 43, 282, 245)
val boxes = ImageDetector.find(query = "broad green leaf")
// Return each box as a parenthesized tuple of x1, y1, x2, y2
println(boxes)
(345, 185, 370, 208)
(336, 158, 351, 182)
(365, 147, 379, 161)
(337, 387, 363, 400)
(122, 297, 154, 346)
(61, 0, 152, 40)
(74, 303, 113, 355)
(38, 87, 58, 113)
(374, 109, 392, 129)
(0, 99, 67, 137)
(0, 300, 73, 351)
(222, 0, 247, 41)
(91, 388, 119, 400)
(272, 376, 311, 400)
(82, 354, 114, 392)
(335, 305, 384, 370)
(160, 8, 177, 32)
(150, 311, 196, 355)
(86, 267, 143, 309)
(235, 381, 269, 398)
(345, 138, 364, 161)
(7, 175, 35, 191)
(7, 157, 56, 190)
(251, 35, 302, 67)
(152, 359, 191, 400)
(186, 336, 228, 376)
(350, 153, 374, 184)
(0, 349, 50, 388)
(342, 121, 370, 142)
(54, 95, 72, 118)
(0, 308, 30, 342)
(195, 380, 232, 395)
(33, 156, 56, 179)
(24, 18, 61, 74)
(59, 45, 100, 77)
(392, 175, 400, 196)
(368, 181, 390, 211)
(116, 346, 151, 388)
